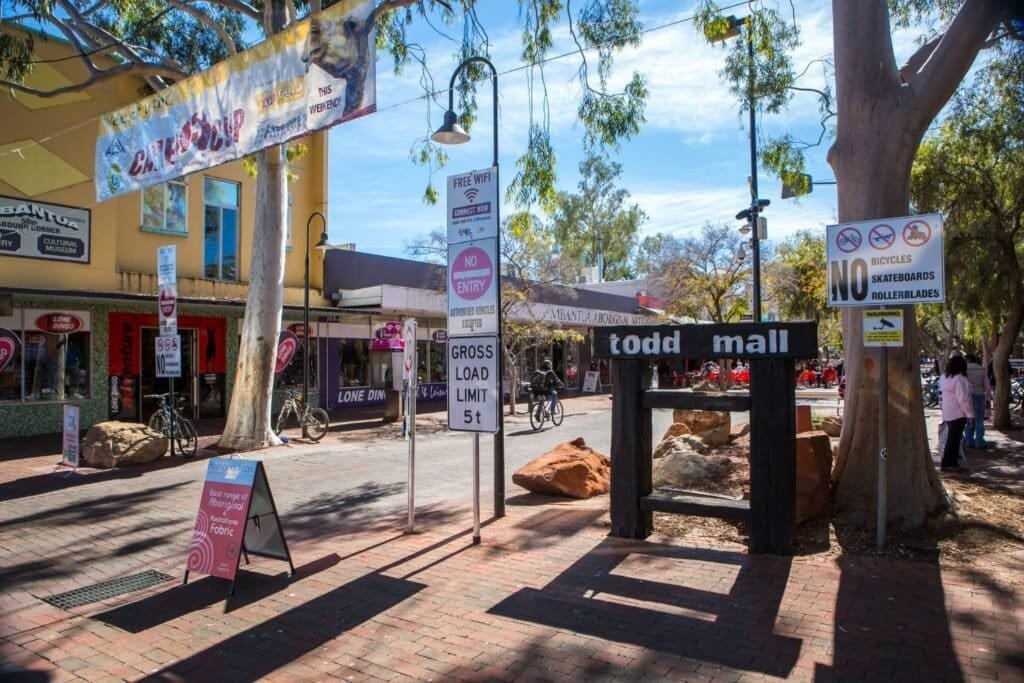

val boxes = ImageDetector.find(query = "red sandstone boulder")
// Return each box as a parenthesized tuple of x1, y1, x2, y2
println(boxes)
(796, 431, 833, 523)
(513, 437, 611, 499)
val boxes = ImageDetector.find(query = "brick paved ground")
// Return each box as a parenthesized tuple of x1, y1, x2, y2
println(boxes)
(1, 398, 1022, 682)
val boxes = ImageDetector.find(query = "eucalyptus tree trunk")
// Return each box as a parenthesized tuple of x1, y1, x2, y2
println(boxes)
(218, 0, 289, 450)
(829, 0, 1003, 526)
(991, 238, 1023, 429)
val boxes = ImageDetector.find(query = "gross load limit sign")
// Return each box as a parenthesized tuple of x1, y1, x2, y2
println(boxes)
(447, 335, 499, 433)
(826, 213, 944, 306)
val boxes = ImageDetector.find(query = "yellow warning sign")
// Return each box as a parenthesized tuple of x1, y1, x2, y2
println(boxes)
(863, 309, 904, 347)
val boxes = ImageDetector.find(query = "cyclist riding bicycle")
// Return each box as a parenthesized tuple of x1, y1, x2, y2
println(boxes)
(530, 359, 565, 413)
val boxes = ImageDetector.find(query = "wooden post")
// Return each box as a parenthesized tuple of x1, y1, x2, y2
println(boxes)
(610, 358, 652, 538)
(749, 358, 796, 554)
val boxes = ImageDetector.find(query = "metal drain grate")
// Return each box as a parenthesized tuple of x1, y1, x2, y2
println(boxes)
(41, 570, 174, 610)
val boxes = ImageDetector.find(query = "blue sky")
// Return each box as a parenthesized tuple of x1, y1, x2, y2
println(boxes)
(323, 1, 921, 262)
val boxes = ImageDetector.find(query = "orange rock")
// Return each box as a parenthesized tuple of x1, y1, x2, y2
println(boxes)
(660, 421, 692, 443)
(512, 437, 611, 499)
(795, 431, 833, 523)
(671, 409, 731, 445)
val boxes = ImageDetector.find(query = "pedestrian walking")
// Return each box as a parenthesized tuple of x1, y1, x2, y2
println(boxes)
(940, 354, 973, 472)
(963, 353, 991, 449)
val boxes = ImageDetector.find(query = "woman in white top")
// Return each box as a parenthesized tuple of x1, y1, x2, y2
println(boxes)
(939, 354, 974, 472)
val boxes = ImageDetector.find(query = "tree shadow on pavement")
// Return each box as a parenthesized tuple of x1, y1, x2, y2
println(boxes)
(489, 537, 801, 678)
(814, 552, 966, 681)
(0, 454, 213, 503)
(281, 482, 463, 542)
(144, 573, 425, 681)
(93, 554, 341, 632)
(0, 482, 190, 529)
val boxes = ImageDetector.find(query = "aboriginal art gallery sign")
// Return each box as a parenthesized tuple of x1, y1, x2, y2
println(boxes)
(0, 196, 90, 264)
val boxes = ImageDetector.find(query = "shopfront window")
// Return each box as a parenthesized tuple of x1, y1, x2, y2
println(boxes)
(0, 328, 23, 401)
(428, 341, 446, 382)
(204, 177, 240, 280)
(142, 180, 187, 234)
(0, 311, 90, 403)
(338, 340, 370, 387)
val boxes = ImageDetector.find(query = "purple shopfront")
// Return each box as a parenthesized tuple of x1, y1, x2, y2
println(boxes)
(319, 320, 448, 410)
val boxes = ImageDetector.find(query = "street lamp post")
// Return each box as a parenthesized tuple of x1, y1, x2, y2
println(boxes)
(716, 15, 768, 321)
(304, 211, 330, 438)
(431, 56, 505, 519)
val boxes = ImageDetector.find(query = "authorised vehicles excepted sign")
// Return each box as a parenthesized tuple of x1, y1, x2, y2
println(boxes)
(826, 213, 944, 307)
(447, 335, 499, 433)
(863, 309, 904, 347)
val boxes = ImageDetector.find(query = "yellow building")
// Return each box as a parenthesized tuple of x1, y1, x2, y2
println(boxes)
(0, 30, 331, 437)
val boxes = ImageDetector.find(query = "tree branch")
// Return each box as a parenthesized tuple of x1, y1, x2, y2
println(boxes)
(0, 62, 188, 97)
(906, 0, 1004, 132)
(164, 0, 238, 55)
(369, 0, 422, 27)
(198, 0, 261, 22)
(898, 35, 939, 84)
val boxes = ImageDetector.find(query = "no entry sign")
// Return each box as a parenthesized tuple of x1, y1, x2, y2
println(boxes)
(826, 213, 944, 307)
(448, 238, 498, 335)
(447, 335, 499, 433)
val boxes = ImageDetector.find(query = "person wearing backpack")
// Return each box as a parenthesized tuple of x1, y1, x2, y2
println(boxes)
(530, 358, 564, 415)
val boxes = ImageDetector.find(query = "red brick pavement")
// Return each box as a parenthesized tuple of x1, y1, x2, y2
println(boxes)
(1, 412, 1022, 681)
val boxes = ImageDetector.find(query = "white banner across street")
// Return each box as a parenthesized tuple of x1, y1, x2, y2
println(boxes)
(95, 0, 375, 201)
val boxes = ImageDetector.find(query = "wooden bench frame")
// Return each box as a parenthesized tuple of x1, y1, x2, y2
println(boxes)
(602, 325, 813, 555)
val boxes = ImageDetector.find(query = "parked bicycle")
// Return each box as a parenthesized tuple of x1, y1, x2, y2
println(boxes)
(145, 393, 197, 457)
(1011, 375, 1024, 410)
(274, 389, 329, 441)
(922, 374, 941, 408)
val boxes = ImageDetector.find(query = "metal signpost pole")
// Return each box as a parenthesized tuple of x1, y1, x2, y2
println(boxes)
(169, 377, 176, 457)
(403, 319, 418, 533)
(878, 346, 888, 552)
(303, 212, 327, 439)
(473, 432, 481, 544)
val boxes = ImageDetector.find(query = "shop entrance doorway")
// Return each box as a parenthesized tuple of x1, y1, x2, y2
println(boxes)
(140, 327, 198, 423)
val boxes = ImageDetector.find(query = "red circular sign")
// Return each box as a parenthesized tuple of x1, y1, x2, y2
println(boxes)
(0, 338, 15, 373)
(450, 245, 493, 301)
(275, 331, 299, 374)
(868, 224, 896, 250)
(836, 227, 862, 253)
(902, 220, 931, 247)
(159, 289, 176, 317)
(35, 313, 82, 334)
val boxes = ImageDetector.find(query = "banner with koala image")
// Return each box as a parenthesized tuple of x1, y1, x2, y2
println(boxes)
(95, 0, 374, 201)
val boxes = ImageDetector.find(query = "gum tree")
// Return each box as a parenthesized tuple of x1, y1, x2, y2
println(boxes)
(697, 0, 1023, 525)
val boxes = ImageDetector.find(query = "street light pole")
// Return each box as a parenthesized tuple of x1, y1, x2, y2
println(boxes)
(714, 15, 766, 322)
(432, 56, 505, 518)
(304, 211, 329, 439)
(745, 21, 762, 323)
